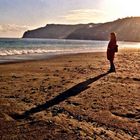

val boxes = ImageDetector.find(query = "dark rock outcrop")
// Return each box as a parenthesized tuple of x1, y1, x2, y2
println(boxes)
(22, 24, 86, 39)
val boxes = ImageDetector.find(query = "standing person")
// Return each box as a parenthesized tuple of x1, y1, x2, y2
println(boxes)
(107, 32, 118, 72)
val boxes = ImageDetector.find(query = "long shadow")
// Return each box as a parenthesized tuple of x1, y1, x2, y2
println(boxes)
(11, 72, 109, 120)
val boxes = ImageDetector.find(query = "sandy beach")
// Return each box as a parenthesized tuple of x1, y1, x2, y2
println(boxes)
(0, 48, 140, 140)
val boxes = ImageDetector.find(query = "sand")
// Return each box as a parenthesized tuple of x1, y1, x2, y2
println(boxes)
(0, 48, 140, 140)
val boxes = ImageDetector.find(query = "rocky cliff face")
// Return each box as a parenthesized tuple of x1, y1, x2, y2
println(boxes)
(22, 24, 86, 39)
(67, 17, 140, 41)
(23, 17, 140, 42)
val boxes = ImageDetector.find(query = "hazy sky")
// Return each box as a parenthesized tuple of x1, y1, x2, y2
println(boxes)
(0, 0, 140, 37)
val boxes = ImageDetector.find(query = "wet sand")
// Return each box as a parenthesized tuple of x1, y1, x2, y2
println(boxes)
(0, 48, 140, 140)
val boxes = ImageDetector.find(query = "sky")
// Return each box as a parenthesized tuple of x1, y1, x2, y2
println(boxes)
(0, 0, 140, 38)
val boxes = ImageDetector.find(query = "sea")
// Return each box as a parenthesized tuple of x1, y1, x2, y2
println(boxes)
(0, 38, 140, 63)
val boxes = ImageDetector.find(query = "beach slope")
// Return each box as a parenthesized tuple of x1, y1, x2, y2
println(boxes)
(0, 49, 140, 139)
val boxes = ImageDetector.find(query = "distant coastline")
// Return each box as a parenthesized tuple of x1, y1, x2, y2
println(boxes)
(22, 17, 140, 42)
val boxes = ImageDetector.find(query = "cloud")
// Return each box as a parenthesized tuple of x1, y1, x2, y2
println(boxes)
(0, 24, 29, 33)
(61, 9, 107, 23)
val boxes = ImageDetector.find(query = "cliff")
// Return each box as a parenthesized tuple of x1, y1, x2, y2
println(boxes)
(23, 17, 140, 42)
(22, 24, 86, 39)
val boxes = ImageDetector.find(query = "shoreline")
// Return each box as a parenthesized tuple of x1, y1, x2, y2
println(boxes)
(1, 37, 140, 42)
(0, 51, 106, 64)
(0, 47, 139, 65)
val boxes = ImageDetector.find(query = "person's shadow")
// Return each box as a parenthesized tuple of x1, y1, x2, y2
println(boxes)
(11, 72, 109, 120)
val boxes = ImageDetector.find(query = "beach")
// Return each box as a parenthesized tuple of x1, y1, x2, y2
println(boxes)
(0, 48, 140, 140)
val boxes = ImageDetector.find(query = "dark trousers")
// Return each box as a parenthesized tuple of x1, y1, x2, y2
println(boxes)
(109, 60, 115, 71)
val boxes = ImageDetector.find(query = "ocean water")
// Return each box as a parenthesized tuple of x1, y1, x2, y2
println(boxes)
(0, 38, 140, 63)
